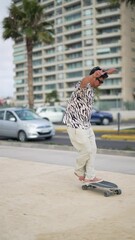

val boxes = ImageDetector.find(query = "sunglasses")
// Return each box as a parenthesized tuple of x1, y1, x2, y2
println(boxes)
(96, 78, 103, 84)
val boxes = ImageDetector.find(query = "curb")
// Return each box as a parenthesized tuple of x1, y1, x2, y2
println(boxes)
(0, 140, 135, 157)
(101, 134, 135, 141)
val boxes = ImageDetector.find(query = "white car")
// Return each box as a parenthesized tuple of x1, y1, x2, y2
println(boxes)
(36, 106, 66, 123)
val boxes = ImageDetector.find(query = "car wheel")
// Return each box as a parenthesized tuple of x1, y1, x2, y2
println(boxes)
(18, 131, 27, 142)
(102, 118, 110, 125)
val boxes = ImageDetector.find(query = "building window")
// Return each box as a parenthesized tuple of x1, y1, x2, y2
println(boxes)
(84, 59, 94, 66)
(65, 13, 81, 22)
(16, 71, 24, 77)
(46, 75, 56, 81)
(66, 32, 82, 40)
(56, 0, 62, 5)
(66, 71, 82, 78)
(33, 86, 43, 91)
(98, 57, 121, 65)
(57, 73, 64, 79)
(84, 19, 93, 26)
(16, 95, 25, 100)
(33, 59, 42, 66)
(66, 52, 82, 59)
(16, 87, 24, 93)
(84, 39, 93, 46)
(45, 48, 55, 54)
(58, 83, 64, 89)
(83, 0, 92, 6)
(45, 84, 56, 90)
(103, 78, 121, 85)
(56, 17, 63, 25)
(16, 79, 25, 85)
(83, 9, 93, 16)
(84, 29, 93, 36)
(56, 27, 63, 34)
(65, 23, 81, 31)
(97, 26, 120, 35)
(33, 77, 42, 82)
(65, 3, 81, 12)
(67, 61, 82, 69)
(34, 94, 43, 100)
(57, 55, 64, 61)
(46, 66, 55, 72)
(57, 36, 63, 43)
(16, 63, 25, 69)
(57, 45, 64, 52)
(84, 49, 93, 56)
(97, 37, 121, 45)
(56, 8, 62, 15)
(33, 51, 42, 57)
(46, 57, 55, 63)
(14, 54, 26, 62)
(33, 68, 42, 74)
(66, 42, 82, 50)
(57, 64, 64, 70)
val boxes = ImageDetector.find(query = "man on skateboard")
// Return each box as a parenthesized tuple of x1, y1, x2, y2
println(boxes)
(63, 66, 117, 184)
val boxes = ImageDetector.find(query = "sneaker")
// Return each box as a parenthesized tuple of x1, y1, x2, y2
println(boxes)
(74, 172, 85, 181)
(84, 177, 103, 184)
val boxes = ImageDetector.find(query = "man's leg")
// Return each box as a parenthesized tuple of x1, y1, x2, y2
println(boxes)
(67, 127, 87, 178)
(84, 127, 97, 179)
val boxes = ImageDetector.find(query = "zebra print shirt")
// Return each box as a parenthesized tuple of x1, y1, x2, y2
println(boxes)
(63, 81, 95, 129)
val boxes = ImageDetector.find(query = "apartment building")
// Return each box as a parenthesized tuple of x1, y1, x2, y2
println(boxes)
(13, 0, 135, 109)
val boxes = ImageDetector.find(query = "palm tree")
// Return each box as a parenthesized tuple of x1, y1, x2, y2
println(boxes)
(2, 0, 54, 109)
(110, 0, 135, 6)
(46, 90, 60, 104)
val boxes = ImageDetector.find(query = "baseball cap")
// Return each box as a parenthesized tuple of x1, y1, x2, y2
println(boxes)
(89, 66, 101, 75)
(89, 66, 108, 79)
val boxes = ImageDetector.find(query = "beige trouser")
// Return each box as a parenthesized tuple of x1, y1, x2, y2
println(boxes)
(67, 126, 97, 179)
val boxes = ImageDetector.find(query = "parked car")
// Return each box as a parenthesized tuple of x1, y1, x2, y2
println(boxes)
(0, 108, 55, 142)
(91, 109, 113, 125)
(36, 106, 66, 123)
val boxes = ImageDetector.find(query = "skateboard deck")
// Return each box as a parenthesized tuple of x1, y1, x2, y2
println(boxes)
(82, 180, 122, 197)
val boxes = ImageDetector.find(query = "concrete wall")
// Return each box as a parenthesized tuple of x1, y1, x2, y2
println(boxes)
(107, 110, 135, 121)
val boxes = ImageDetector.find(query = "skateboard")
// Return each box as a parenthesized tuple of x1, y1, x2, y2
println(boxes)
(82, 180, 122, 197)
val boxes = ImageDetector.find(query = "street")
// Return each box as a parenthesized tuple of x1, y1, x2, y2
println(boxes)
(51, 132, 135, 151)
(0, 145, 135, 175)
(0, 130, 135, 151)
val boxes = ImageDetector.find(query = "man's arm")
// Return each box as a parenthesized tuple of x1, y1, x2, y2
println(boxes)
(105, 68, 118, 74)
(80, 70, 103, 88)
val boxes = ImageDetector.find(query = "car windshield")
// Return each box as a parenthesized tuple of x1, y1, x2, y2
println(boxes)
(15, 109, 41, 121)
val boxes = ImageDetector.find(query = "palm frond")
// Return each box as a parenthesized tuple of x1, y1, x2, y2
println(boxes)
(2, 17, 21, 40)
(110, 0, 135, 5)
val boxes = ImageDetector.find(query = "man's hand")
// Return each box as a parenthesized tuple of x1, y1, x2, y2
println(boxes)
(93, 70, 103, 78)
(106, 68, 118, 74)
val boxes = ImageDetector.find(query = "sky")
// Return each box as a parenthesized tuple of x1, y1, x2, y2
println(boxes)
(0, 0, 14, 98)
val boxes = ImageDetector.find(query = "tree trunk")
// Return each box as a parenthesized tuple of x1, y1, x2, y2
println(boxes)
(26, 37, 34, 109)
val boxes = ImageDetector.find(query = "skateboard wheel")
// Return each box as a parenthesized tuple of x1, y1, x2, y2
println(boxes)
(104, 191, 111, 197)
(115, 189, 122, 195)
(82, 185, 88, 190)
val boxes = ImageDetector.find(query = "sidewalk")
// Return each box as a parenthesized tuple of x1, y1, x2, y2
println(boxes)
(0, 153, 135, 240)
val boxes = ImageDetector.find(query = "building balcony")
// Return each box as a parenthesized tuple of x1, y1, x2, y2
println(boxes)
(96, 20, 121, 29)
(99, 94, 122, 100)
(95, 1, 111, 9)
(96, 31, 121, 39)
(64, 0, 81, 7)
(96, 52, 122, 59)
